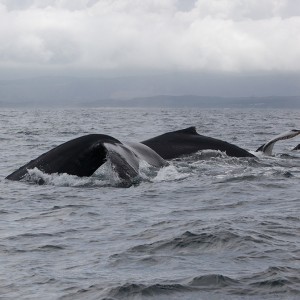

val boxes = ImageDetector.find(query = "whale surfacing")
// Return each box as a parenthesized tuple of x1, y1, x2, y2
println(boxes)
(6, 127, 255, 183)
(10, 126, 299, 184)
(142, 127, 254, 159)
(6, 134, 166, 183)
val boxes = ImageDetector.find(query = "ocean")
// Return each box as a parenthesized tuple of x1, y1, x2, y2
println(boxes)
(0, 107, 299, 299)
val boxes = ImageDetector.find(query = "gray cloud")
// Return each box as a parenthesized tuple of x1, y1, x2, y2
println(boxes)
(0, 0, 299, 73)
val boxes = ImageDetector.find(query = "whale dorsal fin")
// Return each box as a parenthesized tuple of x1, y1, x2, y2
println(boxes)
(176, 126, 198, 135)
(293, 143, 300, 151)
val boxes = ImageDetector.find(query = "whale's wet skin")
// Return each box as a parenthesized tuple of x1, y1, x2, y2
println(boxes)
(5, 126, 257, 184)
(1, 108, 300, 299)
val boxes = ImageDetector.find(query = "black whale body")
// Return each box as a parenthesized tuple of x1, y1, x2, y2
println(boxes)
(6, 134, 166, 182)
(6, 127, 254, 182)
(293, 144, 300, 150)
(6, 134, 118, 181)
(142, 127, 254, 159)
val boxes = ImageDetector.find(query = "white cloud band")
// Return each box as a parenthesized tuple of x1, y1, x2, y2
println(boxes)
(0, 0, 299, 72)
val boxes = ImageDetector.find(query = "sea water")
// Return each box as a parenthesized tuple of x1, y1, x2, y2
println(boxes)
(0, 108, 299, 299)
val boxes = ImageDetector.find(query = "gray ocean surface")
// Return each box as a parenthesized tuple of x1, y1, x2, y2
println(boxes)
(0, 108, 299, 300)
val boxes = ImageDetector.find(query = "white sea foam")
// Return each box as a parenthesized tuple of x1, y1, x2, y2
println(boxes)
(152, 164, 190, 183)
(26, 167, 108, 187)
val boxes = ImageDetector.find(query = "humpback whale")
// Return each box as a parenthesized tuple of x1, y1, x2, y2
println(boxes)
(7, 127, 299, 183)
(6, 127, 254, 182)
(6, 134, 166, 182)
(142, 127, 255, 159)
(256, 129, 300, 155)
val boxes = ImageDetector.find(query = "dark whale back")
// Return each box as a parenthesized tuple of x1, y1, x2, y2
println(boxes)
(293, 144, 300, 150)
(142, 127, 254, 159)
(6, 134, 120, 181)
(6, 134, 166, 183)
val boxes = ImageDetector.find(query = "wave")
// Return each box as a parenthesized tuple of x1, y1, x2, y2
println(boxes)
(112, 230, 270, 259)
(239, 266, 300, 295)
(104, 268, 300, 299)
(6, 232, 55, 240)
(108, 282, 192, 298)
(36, 244, 65, 251)
(188, 274, 239, 288)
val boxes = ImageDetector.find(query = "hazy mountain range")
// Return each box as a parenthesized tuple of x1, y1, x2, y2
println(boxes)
(0, 75, 299, 108)
(84, 95, 300, 109)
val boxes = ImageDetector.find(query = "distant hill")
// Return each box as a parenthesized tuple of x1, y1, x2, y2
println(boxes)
(0, 75, 299, 108)
(84, 95, 300, 109)
(1, 94, 300, 109)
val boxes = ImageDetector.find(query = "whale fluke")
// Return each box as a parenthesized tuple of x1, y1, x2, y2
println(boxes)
(256, 129, 300, 155)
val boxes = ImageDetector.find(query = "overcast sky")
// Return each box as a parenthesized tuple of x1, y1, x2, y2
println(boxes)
(0, 0, 300, 99)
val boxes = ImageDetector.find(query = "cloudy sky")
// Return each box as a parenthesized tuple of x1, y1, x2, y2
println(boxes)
(0, 0, 300, 99)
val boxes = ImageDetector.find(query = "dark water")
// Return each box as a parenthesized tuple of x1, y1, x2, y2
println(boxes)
(0, 108, 299, 300)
